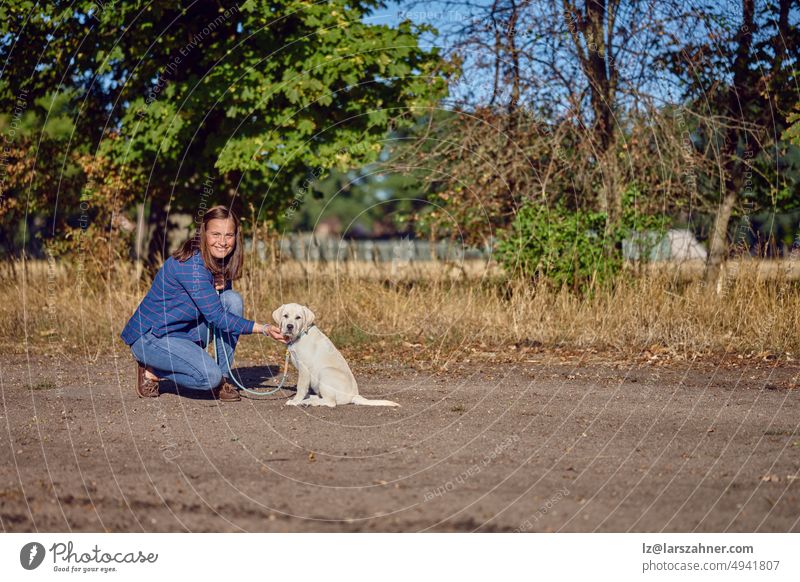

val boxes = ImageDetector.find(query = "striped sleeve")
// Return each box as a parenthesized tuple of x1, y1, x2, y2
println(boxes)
(173, 258, 255, 335)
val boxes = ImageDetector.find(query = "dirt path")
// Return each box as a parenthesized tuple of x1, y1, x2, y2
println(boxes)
(2, 353, 799, 532)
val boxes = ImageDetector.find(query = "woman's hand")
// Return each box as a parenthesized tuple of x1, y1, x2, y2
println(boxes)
(257, 323, 288, 344)
(213, 273, 225, 291)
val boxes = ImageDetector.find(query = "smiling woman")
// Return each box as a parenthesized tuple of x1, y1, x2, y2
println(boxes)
(120, 205, 286, 402)
(173, 207, 244, 287)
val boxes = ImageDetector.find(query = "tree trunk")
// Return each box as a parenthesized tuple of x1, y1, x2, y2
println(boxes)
(705, 186, 737, 287)
(585, 0, 619, 230)
(489, 0, 502, 108)
(133, 202, 147, 280)
(507, 0, 522, 114)
(145, 202, 169, 271)
(704, 0, 754, 284)
(563, 0, 620, 225)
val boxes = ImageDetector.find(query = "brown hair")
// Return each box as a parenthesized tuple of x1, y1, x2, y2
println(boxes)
(172, 205, 244, 281)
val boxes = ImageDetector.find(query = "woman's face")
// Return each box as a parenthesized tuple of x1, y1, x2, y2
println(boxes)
(205, 217, 237, 260)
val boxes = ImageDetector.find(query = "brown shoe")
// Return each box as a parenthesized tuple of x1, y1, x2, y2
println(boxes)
(213, 380, 241, 402)
(135, 361, 160, 398)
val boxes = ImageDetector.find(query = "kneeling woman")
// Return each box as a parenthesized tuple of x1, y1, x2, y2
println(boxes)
(121, 205, 286, 402)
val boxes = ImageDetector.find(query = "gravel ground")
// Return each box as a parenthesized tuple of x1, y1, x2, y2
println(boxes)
(1, 351, 799, 532)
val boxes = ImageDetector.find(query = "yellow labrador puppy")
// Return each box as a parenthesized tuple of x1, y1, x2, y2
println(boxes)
(272, 303, 400, 407)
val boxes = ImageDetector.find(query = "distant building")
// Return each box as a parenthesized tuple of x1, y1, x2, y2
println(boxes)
(623, 229, 707, 262)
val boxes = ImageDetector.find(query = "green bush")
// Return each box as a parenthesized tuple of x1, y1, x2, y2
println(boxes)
(497, 202, 617, 292)
(497, 186, 669, 292)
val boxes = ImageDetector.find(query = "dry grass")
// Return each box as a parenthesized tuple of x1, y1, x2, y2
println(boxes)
(2, 258, 799, 364)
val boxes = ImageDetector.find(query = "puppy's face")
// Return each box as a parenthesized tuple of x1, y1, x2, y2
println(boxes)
(272, 303, 315, 340)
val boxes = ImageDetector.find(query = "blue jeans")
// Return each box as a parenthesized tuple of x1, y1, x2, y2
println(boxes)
(130, 290, 244, 390)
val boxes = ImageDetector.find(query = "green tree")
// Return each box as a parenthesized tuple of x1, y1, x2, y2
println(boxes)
(0, 0, 447, 263)
(785, 103, 800, 147)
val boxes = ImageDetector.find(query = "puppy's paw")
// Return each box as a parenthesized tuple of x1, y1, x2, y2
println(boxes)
(285, 399, 300, 406)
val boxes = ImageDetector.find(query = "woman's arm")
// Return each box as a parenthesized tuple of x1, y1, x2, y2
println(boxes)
(174, 262, 255, 335)
(173, 257, 286, 343)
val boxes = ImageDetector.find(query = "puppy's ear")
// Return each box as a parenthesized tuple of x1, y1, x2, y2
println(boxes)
(302, 306, 316, 327)
(272, 305, 285, 325)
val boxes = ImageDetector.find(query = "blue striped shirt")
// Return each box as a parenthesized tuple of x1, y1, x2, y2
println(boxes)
(121, 251, 255, 345)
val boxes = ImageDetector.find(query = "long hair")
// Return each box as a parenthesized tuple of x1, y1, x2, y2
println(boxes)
(172, 205, 244, 281)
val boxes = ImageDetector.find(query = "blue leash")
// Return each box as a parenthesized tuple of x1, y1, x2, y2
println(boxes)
(207, 311, 291, 398)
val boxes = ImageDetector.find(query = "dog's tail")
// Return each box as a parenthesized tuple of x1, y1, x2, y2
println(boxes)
(351, 395, 400, 407)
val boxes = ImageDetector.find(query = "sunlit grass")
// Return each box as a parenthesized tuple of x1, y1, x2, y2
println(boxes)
(3, 258, 799, 363)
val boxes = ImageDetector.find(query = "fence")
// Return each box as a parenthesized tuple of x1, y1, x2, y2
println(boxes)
(248, 234, 493, 263)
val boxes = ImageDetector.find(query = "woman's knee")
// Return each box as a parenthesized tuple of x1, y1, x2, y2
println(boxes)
(195, 365, 223, 390)
(220, 290, 244, 316)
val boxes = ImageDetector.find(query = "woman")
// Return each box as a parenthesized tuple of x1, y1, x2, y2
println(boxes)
(121, 205, 286, 402)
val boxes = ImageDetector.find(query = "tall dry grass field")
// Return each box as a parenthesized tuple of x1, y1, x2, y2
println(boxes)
(2, 258, 799, 364)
